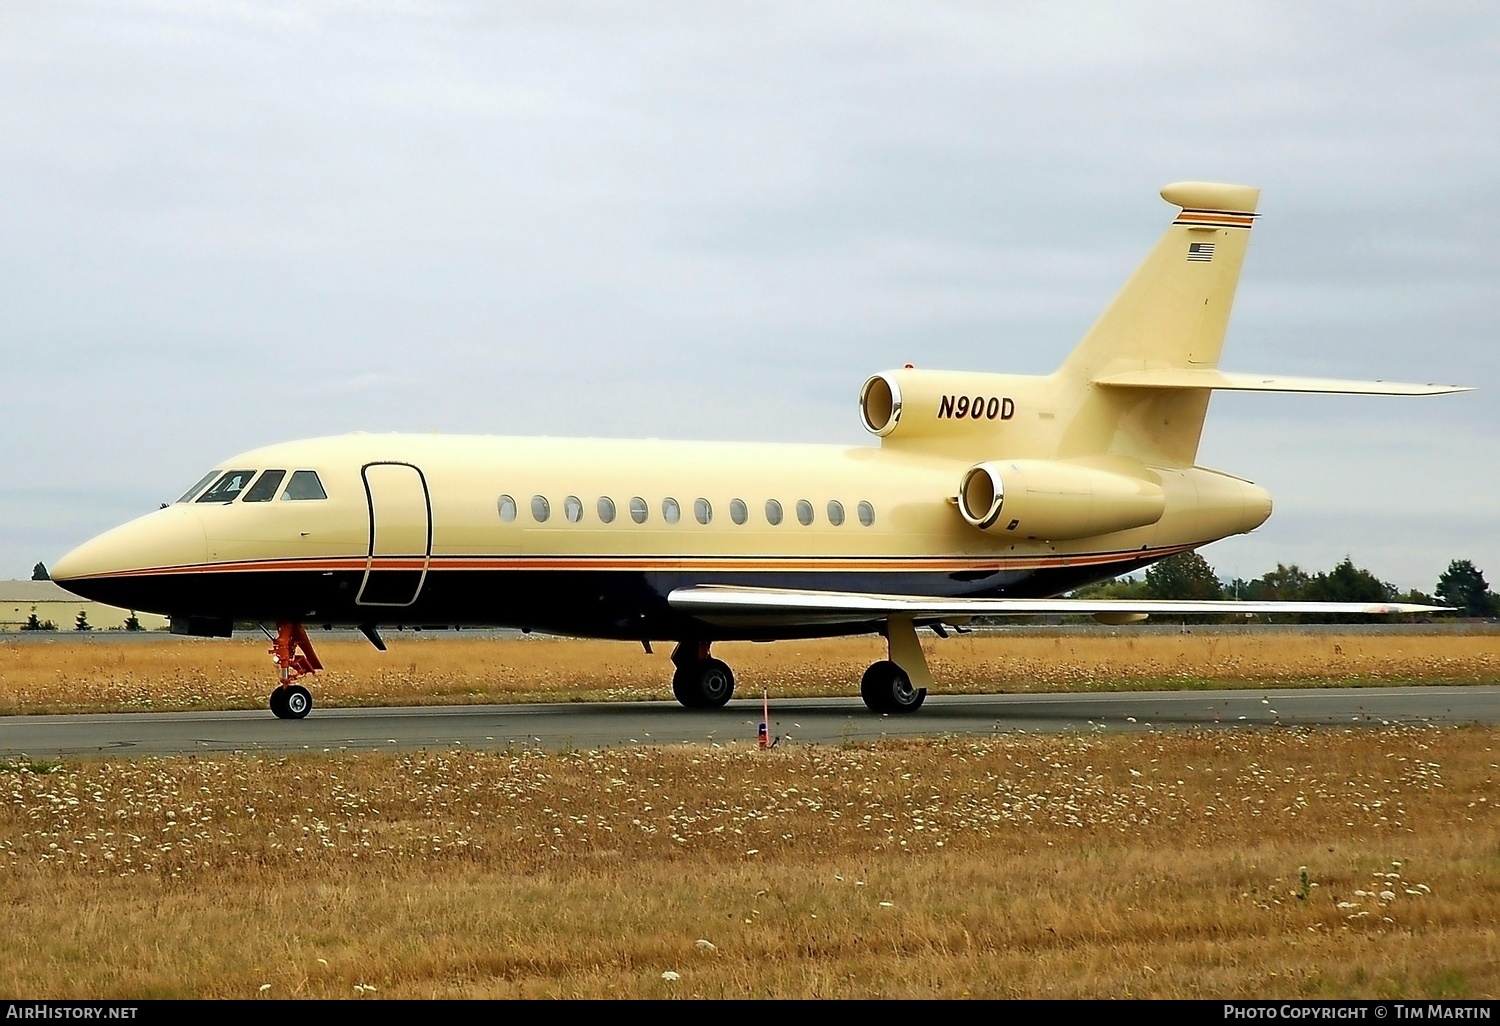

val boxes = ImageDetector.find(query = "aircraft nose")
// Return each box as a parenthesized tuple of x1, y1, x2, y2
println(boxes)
(51, 506, 209, 612)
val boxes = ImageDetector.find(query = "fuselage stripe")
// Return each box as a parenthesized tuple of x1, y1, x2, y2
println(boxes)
(64, 544, 1195, 581)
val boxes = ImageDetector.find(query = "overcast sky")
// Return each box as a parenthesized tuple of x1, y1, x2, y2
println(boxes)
(1, 2, 1495, 591)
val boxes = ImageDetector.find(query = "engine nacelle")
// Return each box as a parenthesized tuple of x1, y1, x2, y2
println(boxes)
(958, 459, 1166, 540)
(860, 369, 1025, 440)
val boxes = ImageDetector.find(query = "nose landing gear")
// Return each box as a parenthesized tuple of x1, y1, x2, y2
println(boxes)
(269, 683, 313, 719)
(267, 621, 321, 719)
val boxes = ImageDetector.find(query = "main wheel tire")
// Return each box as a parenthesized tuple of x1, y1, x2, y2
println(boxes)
(672, 658, 735, 709)
(860, 660, 926, 714)
(695, 658, 734, 708)
(672, 666, 700, 708)
(283, 684, 313, 719)
(269, 688, 290, 719)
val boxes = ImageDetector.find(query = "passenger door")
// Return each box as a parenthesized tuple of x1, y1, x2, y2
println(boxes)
(356, 462, 431, 607)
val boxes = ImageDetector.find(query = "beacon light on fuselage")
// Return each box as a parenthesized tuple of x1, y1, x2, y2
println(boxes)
(52, 182, 1466, 718)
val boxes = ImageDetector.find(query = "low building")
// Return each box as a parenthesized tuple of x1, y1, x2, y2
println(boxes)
(0, 580, 169, 632)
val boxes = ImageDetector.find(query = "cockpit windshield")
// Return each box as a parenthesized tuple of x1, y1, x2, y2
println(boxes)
(178, 468, 326, 504)
(176, 471, 221, 504)
(196, 470, 256, 503)
(243, 470, 287, 503)
(282, 470, 328, 501)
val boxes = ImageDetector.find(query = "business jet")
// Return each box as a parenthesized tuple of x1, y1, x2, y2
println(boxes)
(51, 182, 1464, 719)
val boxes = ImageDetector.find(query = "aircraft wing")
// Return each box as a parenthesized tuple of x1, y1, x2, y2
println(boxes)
(1092, 368, 1470, 395)
(668, 585, 1448, 627)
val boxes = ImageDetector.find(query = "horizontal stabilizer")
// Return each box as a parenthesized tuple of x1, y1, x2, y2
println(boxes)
(669, 585, 1447, 626)
(1093, 368, 1469, 395)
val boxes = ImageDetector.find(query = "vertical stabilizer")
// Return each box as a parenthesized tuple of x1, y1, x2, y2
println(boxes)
(1055, 182, 1260, 465)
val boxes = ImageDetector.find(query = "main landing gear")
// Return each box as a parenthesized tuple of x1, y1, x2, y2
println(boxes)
(665, 617, 934, 715)
(267, 621, 321, 720)
(860, 616, 930, 714)
(671, 642, 735, 709)
(860, 661, 925, 714)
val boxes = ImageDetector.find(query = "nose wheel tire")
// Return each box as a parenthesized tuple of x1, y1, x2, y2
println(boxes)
(269, 684, 313, 720)
(861, 660, 926, 714)
(672, 658, 735, 709)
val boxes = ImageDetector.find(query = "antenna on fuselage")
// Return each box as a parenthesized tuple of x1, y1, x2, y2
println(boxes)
(358, 623, 387, 651)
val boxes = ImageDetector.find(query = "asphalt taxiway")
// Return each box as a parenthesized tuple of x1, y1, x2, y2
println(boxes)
(2, 685, 1497, 759)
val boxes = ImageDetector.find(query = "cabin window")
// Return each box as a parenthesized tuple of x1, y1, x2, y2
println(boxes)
(498, 495, 517, 522)
(176, 471, 220, 504)
(796, 499, 814, 526)
(563, 496, 584, 523)
(765, 499, 783, 526)
(282, 470, 328, 501)
(531, 495, 550, 522)
(694, 498, 712, 525)
(827, 500, 845, 526)
(597, 497, 616, 523)
(729, 498, 748, 525)
(858, 500, 875, 527)
(630, 497, 648, 524)
(243, 470, 287, 503)
(197, 470, 256, 504)
(662, 497, 681, 524)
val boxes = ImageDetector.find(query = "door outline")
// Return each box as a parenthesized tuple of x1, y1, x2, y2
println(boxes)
(356, 461, 432, 607)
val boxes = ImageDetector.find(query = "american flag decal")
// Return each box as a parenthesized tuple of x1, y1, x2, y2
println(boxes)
(1187, 242, 1215, 262)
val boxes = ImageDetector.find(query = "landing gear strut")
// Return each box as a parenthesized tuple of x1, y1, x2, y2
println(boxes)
(670, 642, 735, 709)
(860, 616, 930, 714)
(267, 621, 321, 720)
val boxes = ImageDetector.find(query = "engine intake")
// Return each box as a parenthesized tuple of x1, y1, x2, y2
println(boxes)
(859, 374, 902, 436)
(958, 460, 1165, 540)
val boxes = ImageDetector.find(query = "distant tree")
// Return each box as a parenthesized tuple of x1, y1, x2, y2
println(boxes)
(1071, 575, 1149, 599)
(1225, 564, 1310, 621)
(73, 610, 92, 632)
(1435, 560, 1498, 618)
(22, 612, 42, 631)
(31, 562, 48, 581)
(1393, 588, 1438, 623)
(1302, 557, 1395, 604)
(1251, 563, 1312, 601)
(1394, 587, 1436, 606)
(1145, 551, 1223, 600)
(123, 613, 142, 632)
(1284, 557, 1394, 624)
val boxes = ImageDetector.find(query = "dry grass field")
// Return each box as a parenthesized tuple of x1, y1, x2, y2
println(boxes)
(1, 726, 1496, 998)
(0, 630, 1495, 715)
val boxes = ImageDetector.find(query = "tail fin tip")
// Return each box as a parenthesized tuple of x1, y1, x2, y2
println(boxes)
(1160, 181, 1260, 214)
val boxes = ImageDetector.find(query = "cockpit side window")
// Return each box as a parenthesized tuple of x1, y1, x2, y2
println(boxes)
(281, 470, 328, 501)
(176, 471, 221, 504)
(196, 470, 256, 503)
(243, 470, 287, 503)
